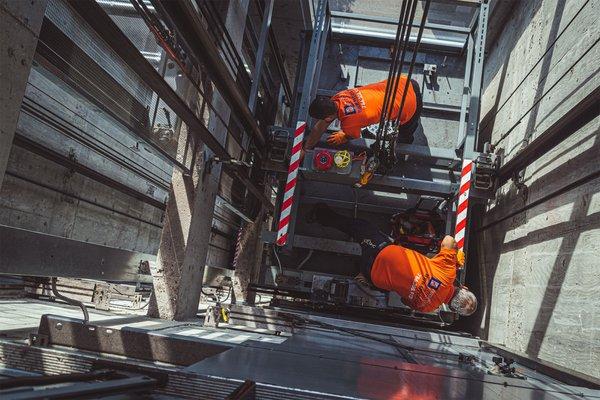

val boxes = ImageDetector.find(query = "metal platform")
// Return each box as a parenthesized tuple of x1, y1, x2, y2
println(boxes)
(1, 299, 598, 399)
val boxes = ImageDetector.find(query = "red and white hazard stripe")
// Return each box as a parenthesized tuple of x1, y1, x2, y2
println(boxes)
(455, 159, 473, 251)
(276, 121, 307, 246)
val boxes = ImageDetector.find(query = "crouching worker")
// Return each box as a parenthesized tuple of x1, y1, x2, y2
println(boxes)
(303, 76, 423, 154)
(308, 203, 477, 316)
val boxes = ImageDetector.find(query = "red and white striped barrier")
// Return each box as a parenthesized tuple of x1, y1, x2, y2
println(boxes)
(455, 159, 473, 251)
(276, 121, 307, 246)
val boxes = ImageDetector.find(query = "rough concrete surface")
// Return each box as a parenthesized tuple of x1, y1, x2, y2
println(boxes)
(474, 0, 600, 379)
(148, 0, 251, 320)
(0, 0, 47, 189)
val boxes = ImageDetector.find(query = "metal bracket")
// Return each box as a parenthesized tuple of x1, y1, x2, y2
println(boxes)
(471, 142, 500, 198)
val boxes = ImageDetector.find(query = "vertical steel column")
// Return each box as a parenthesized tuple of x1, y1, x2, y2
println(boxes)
(248, 0, 274, 114)
(310, 12, 330, 101)
(275, 0, 328, 246)
(454, 1, 489, 284)
(297, 0, 328, 124)
(463, 0, 489, 159)
(284, 9, 330, 249)
(456, 32, 474, 149)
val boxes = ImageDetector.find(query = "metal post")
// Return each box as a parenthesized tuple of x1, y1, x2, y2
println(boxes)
(456, 31, 474, 149)
(310, 12, 331, 101)
(248, 0, 274, 114)
(297, 0, 328, 121)
(275, 0, 328, 247)
(463, 0, 489, 160)
(454, 1, 489, 282)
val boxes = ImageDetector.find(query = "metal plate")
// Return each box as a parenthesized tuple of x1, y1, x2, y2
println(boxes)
(0, 225, 155, 281)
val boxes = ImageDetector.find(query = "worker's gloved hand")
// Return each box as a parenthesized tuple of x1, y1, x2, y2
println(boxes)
(326, 131, 348, 146)
(457, 249, 465, 267)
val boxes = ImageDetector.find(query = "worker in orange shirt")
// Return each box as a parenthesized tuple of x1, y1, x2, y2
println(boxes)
(308, 203, 477, 316)
(302, 76, 422, 154)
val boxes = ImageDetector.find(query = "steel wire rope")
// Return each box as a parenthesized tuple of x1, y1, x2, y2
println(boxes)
(384, 0, 419, 135)
(382, 0, 416, 134)
(20, 90, 171, 191)
(393, 0, 431, 130)
(33, 41, 177, 181)
(375, 0, 409, 147)
(125, 0, 250, 153)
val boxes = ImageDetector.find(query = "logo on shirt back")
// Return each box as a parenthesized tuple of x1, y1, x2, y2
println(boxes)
(344, 105, 356, 115)
(427, 277, 441, 290)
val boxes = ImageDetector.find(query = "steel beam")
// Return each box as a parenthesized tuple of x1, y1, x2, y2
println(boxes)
(0, 225, 155, 281)
(301, 195, 402, 214)
(31, 314, 231, 366)
(13, 134, 166, 210)
(331, 26, 465, 53)
(150, 0, 266, 148)
(3, 373, 158, 400)
(248, 0, 274, 114)
(262, 230, 361, 255)
(301, 170, 457, 198)
(457, 31, 474, 149)
(330, 10, 471, 34)
(283, 0, 329, 248)
(66, 0, 272, 211)
(463, 1, 489, 160)
(395, 143, 461, 169)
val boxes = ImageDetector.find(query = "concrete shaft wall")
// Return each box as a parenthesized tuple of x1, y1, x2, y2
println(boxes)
(478, 0, 599, 378)
(0, 0, 167, 259)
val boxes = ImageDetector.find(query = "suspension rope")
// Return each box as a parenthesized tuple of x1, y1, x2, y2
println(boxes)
(375, 0, 420, 148)
(384, 0, 417, 132)
(394, 0, 431, 129)
(374, 0, 432, 165)
(376, 0, 409, 146)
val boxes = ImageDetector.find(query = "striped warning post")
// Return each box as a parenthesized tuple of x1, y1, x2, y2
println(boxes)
(455, 159, 473, 251)
(276, 121, 307, 246)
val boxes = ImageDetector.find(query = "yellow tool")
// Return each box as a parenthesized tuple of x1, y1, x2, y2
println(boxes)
(333, 150, 351, 168)
(220, 306, 229, 323)
(354, 156, 379, 188)
(457, 249, 465, 267)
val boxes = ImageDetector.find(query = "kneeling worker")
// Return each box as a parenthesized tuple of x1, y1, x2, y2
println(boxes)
(309, 204, 477, 315)
(303, 76, 423, 154)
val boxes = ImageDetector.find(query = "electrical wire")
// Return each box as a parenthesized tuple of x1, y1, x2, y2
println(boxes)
(272, 245, 283, 275)
(280, 312, 418, 363)
(297, 249, 314, 270)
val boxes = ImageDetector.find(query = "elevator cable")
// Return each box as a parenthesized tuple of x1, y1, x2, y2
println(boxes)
(373, 0, 431, 169)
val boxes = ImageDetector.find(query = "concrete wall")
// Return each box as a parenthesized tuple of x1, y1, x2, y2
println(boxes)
(476, 0, 599, 379)
(0, 0, 168, 260)
(0, 0, 46, 188)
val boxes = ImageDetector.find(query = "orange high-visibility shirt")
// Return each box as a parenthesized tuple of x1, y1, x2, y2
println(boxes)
(370, 245, 457, 313)
(331, 77, 417, 139)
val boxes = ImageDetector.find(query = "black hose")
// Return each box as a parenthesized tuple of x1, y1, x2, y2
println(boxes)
(51, 277, 89, 324)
